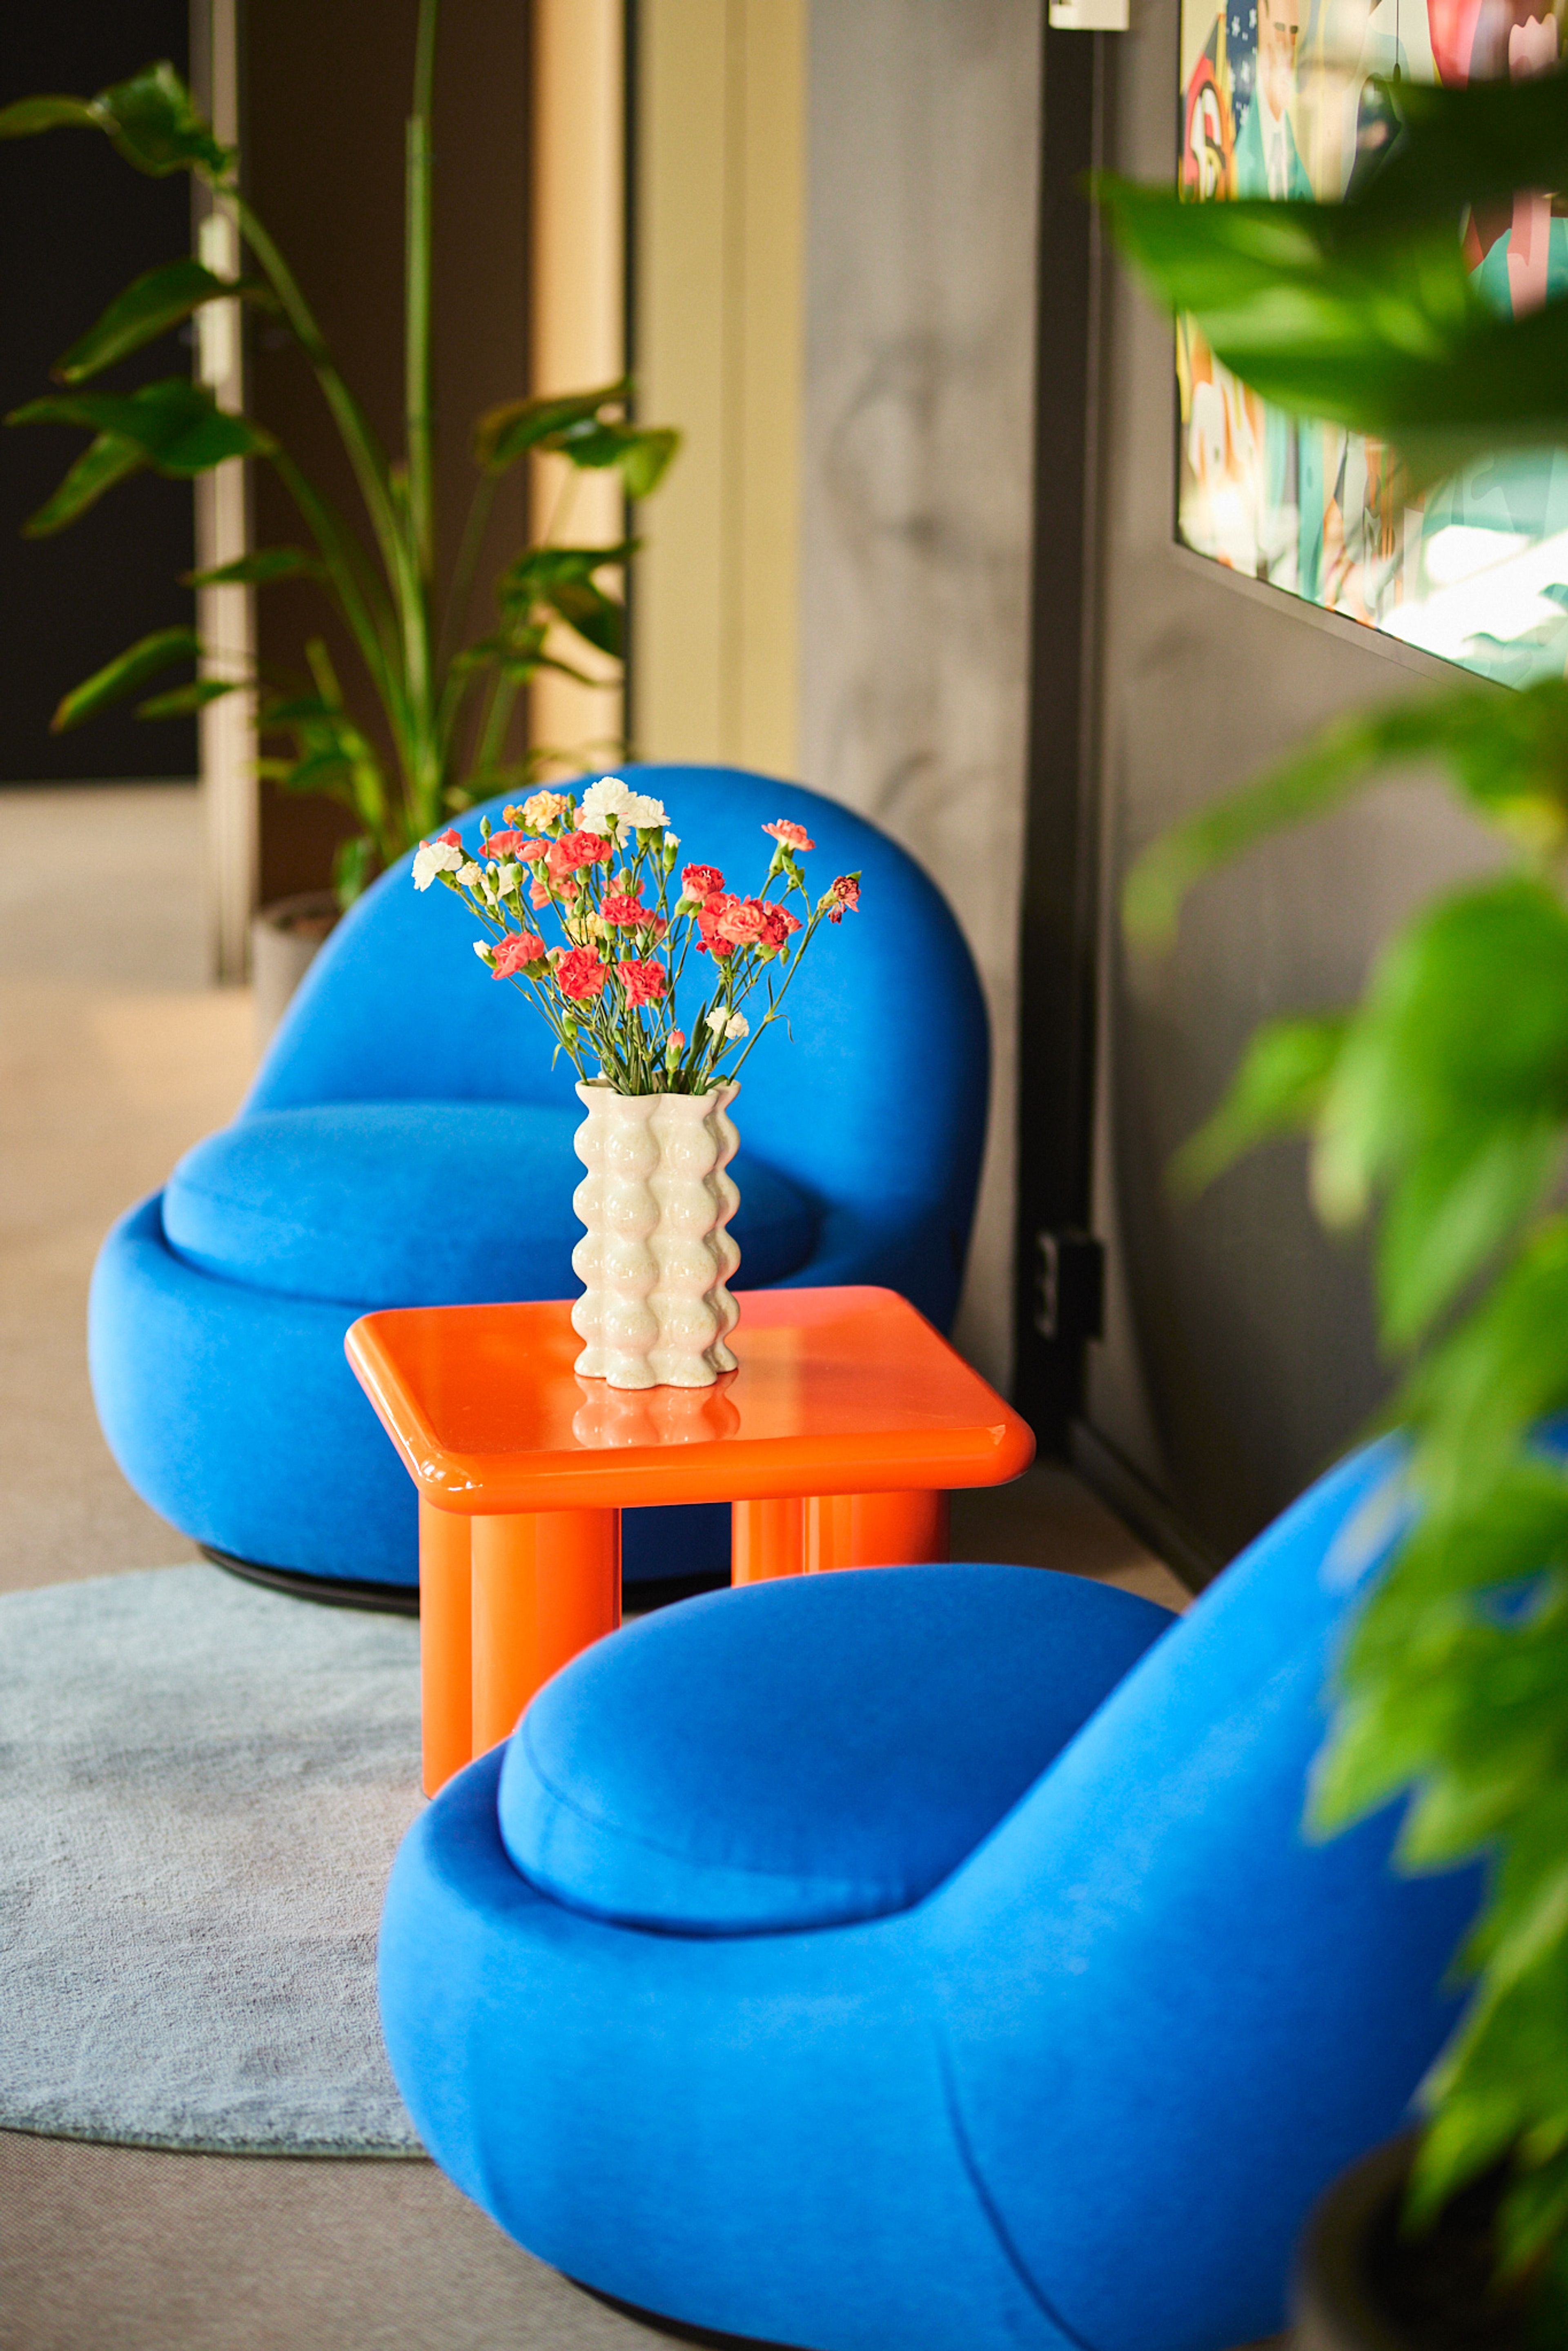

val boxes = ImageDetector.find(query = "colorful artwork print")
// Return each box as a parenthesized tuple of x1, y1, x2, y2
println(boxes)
(1177, 0, 1568, 685)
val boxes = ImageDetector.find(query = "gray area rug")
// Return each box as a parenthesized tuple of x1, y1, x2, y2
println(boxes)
(0, 1567, 425, 2156)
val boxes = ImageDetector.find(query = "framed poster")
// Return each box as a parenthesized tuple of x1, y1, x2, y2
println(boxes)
(1176, 0, 1568, 683)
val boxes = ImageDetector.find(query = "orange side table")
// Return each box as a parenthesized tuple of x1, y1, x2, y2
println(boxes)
(346, 1284, 1034, 1795)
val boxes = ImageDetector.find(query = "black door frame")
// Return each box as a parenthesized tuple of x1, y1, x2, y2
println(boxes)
(1012, 20, 1114, 1451)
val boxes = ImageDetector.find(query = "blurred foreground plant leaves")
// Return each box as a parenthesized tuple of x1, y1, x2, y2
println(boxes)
(1107, 65, 1568, 2316)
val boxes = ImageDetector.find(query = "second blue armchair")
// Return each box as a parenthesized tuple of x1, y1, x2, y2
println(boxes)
(88, 765, 989, 1597)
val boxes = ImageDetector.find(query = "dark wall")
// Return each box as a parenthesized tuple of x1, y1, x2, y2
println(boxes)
(244, 0, 532, 900)
(0, 5, 196, 784)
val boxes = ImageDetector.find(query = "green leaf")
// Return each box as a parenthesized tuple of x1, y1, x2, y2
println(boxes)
(260, 695, 338, 730)
(474, 381, 632, 473)
(50, 626, 200, 733)
(546, 577, 624, 659)
(9, 377, 270, 473)
(20, 435, 147, 534)
(1096, 172, 1568, 479)
(1377, 1122, 1563, 1351)
(0, 64, 232, 178)
(554, 420, 681, 498)
(332, 835, 376, 907)
(1356, 71, 1568, 223)
(0, 96, 100, 139)
(54, 258, 256, 383)
(136, 679, 245, 719)
(1173, 1014, 1348, 1196)
(1312, 880, 1568, 1236)
(278, 747, 356, 796)
(91, 62, 232, 179)
(184, 547, 321, 589)
(1402, 1217, 1568, 1469)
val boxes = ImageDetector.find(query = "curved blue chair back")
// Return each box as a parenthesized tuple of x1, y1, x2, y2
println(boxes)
(927, 1439, 1479, 2351)
(246, 765, 989, 1266)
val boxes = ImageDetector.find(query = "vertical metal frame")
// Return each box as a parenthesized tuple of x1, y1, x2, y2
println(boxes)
(1012, 22, 1112, 1445)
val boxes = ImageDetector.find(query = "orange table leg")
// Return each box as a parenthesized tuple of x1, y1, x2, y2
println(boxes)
(731, 1498, 806, 1582)
(805, 1490, 950, 1573)
(469, 1508, 621, 1757)
(418, 1498, 473, 1798)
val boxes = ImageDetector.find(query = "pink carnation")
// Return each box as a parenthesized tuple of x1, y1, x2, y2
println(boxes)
(482, 829, 530, 859)
(602, 891, 653, 926)
(757, 900, 802, 949)
(529, 877, 551, 909)
(763, 819, 814, 852)
(827, 874, 861, 924)
(617, 957, 668, 1006)
(681, 863, 725, 903)
(694, 893, 739, 954)
(556, 945, 608, 1001)
(715, 897, 770, 947)
(492, 931, 546, 978)
(547, 830, 611, 882)
(437, 827, 463, 848)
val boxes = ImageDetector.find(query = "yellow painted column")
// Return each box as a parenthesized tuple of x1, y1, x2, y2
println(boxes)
(631, 0, 806, 778)
(530, 0, 626, 773)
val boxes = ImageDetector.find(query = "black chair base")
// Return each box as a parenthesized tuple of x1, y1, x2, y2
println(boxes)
(202, 1547, 421, 1616)
(202, 1547, 729, 1620)
(572, 2281, 808, 2351)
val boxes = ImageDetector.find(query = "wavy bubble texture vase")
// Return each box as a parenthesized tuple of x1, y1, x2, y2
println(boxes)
(570, 1081, 742, 1389)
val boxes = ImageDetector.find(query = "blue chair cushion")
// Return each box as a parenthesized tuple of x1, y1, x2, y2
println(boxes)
(162, 1100, 821, 1310)
(498, 1564, 1176, 1934)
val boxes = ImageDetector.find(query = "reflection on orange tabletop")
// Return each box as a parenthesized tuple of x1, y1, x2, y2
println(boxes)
(346, 1286, 1034, 1794)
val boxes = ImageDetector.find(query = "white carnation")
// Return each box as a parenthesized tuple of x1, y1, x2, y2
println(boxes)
(412, 838, 463, 890)
(578, 775, 633, 835)
(457, 860, 482, 887)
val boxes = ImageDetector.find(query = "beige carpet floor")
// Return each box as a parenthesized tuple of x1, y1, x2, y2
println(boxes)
(0, 784, 1188, 2350)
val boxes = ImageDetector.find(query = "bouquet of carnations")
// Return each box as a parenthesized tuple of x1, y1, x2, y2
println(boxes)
(412, 775, 860, 1094)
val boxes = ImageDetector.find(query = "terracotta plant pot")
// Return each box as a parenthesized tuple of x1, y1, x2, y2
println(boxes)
(1294, 2131, 1530, 2351)
(251, 891, 339, 1047)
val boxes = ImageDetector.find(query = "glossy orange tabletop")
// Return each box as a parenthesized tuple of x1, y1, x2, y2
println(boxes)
(346, 1286, 1035, 1514)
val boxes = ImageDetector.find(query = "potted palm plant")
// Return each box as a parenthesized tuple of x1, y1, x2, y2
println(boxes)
(1100, 69, 1568, 2344)
(0, 4, 679, 1018)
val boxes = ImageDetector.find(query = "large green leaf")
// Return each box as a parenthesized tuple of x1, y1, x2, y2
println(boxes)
(1098, 165, 1568, 475)
(1172, 1014, 1348, 1195)
(91, 62, 232, 178)
(51, 626, 200, 733)
(557, 421, 682, 499)
(0, 96, 100, 138)
(498, 543, 634, 660)
(0, 63, 232, 179)
(55, 258, 256, 383)
(136, 679, 246, 719)
(1376, 1121, 1563, 1350)
(474, 381, 632, 473)
(9, 378, 270, 471)
(20, 436, 146, 535)
(1124, 681, 1568, 950)
(9, 379, 271, 532)
(184, 547, 321, 589)
(1361, 71, 1568, 222)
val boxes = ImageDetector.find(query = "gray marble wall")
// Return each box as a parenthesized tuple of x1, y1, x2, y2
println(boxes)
(800, 0, 1043, 1388)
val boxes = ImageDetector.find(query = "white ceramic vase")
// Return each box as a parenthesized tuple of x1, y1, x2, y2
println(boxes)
(570, 1080, 742, 1390)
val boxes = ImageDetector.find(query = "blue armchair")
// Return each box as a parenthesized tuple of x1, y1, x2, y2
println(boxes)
(87, 766, 988, 1598)
(378, 1440, 1480, 2351)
